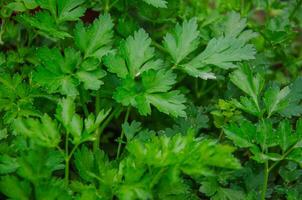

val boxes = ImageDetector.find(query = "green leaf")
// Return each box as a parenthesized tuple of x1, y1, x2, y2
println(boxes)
(17, 149, 64, 182)
(33, 48, 80, 96)
(105, 29, 161, 79)
(57, 97, 75, 129)
(264, 85, 290, 117)
(34, 47, 106, 95)
(223, 120, 256, 148)
(280, 78, 302, 117)
(122, 121, 142, 141)
(146, 91, 186, 118)
(75, 14, 114, 60)
(126, 133, 241, 174)
(287, 148, 302, 165)
(106, 29, 186, 117)
(0, 73, 41, 124)
(36, 0, 85, 22)
(276, 120, 297, 152)
(0, 155, 19, 174)
(231, 97, 261, 117)
(104, 54, 128, 78)
(230, 65, 264, 111)
(70, 114, 83, 144)
(163, 18, 200, 64)
(84, 109, 111, 134)
(76, 70, 106, 90)
(74, 146, 96, 182)
(35, 178, 71, 200)
(57, 0, 86, 22)
(200, 179, 246, 200)
(141, 0, 167, 8)
(13, 114, 61, 148)
(16, 12, 71, 39)
(114, 70, 186, 117)
(178, 13, 256, 79)
(0, 176, 31, 200)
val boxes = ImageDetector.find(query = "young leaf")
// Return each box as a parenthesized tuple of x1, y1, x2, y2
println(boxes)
(264, 85, 290, 117)
(13, 114, 61, 148)
(36, 0, 85, 22)
(230, 65, 264, 111)
(277, 120, 297, 152)
(17, 12, 71, 39)
(33, 48, 106, 96)
(57, 97, 75, 129)
(0, 155, 19, 174)
(0, 176, 31, 200)
(74, 14, 114, 60)
(172, 12, 257, 79)
(223, 120, 256, 148)
(33, 48, 80, 96)
(57, 0, 86, 23)
(105, 29, 186, 117)
(122, 121, 142, 141)
(141, 0, 167, 8)
(163, 18, 200, 64)
(0, 73, 41, 124)
(280, 78, 302, 117)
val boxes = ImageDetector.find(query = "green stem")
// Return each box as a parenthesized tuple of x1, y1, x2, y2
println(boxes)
(268, 144, 297, 172)
(68, 143, 80, 160)
(109, 0, 119, 9)
(0, 19, 5, 45)
(171, 63, 178, 70)
(64, 132, 69, 185)
(116, 107, 131, 159)
(290, 0, 302, 19)
(104, 0, 110, 13)
(95, 90, 101, 115)
(80, 87, 89, 117)
(218, 129, 224, 141)
(152, 41, 168, 53)
(31, 94, 59, 103)
(149, 168, 166, 189)
(261, 161, 269, 200)
(93, 107, 121, 152)
(197, 82, 216, 98)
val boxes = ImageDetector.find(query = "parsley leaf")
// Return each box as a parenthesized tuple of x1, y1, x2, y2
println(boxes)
(105, 29, 186, 117)
(141, 0, 167, 8)
(13, 114, 61, 148)
(74, 14, 114, 60)
(33, 48, 106, 96)
(163, 18, 200, 64)
(164, 12, 256, 79)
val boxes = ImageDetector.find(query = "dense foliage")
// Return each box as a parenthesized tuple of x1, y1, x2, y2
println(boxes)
(0, 0, 302, 199)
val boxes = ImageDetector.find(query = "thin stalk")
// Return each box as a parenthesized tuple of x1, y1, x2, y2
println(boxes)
(68, 143, 80, 160)
(30, 94, 59, 103)
(80, 87, 89, 117)
(109, 0, 119, 9)
(261, 161, 269, 200)
(149, 168, 166, 189)
(171, 63, 178, 69)
(218, 129, 224, 141)
(116, 107, 131, 159)
(0, 19, 5, 45)
(268, 144, 297, 172)
(95, 90, 101, 115)
(93, 107, 121, 152)
(290, 0, 302, 19)
(64, 132, 69, 185)
(104, 0, 110, 13)
(194, 79, 199, 98)
(152, 41, 168, 53)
